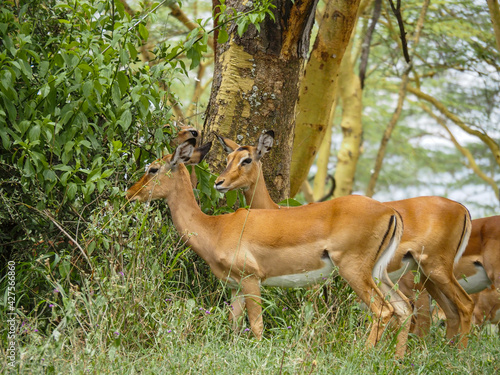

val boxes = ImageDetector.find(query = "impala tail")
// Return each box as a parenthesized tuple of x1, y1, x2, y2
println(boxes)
(373, 212, 404, 284)
(454, 208, 472, 264)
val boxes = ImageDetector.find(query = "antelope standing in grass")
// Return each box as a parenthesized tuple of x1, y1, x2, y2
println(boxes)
(127, 139, 412, 358)
(214, 131, 474, 347)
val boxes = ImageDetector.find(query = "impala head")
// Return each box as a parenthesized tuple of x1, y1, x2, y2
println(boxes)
(214, 130, 274, 193)
(165, 123, 200, 146)
(126, 139, 211, 202)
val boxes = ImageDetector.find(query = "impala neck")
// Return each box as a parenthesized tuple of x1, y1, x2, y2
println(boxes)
(244, 166, 280, 209)
(165, 165, 217, 261)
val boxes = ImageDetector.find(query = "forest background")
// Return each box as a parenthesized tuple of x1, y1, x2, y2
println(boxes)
(0, 0, 499, 373)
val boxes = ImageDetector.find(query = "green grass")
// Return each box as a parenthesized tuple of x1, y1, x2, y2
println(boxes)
(2, 204, 499, 374)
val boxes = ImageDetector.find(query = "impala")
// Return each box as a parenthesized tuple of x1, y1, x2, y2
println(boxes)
(214, 131, 474, 346)
(166, 123, 200, 187)
(127, 139, 412, 358)
(454, 215, 500, 325)
(169, 124, 200, 146)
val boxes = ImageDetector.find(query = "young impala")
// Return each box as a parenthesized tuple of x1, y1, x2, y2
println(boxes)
(127, 139, 412, 358)
(214, 131, 475, 347)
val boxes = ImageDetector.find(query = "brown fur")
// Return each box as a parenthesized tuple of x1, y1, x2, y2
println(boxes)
(127, 140, 412, 358)
(215, 132, 474, 347)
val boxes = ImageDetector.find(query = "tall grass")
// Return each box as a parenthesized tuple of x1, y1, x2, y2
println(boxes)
(1, 201, 499, 374)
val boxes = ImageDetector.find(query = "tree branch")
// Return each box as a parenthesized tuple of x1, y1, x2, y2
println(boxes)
(365, 0, 430, 197)
(387, 0, 410, 63)
(359, 0, 382, 88)
(407, 85, 500, 168)
(418, 103, 499, 201)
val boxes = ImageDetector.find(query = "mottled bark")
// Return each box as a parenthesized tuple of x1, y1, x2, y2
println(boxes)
(312, 110, 334, 201)
(333, 43, 363, 197)
(203, 0, 318, 202)
(289, 0, 361, 197)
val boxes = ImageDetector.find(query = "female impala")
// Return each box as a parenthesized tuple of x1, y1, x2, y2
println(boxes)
(168, 123, 200, 187)
(454, 215, 500, 325)
(127, 139, 412, 358)
(214, 131, 474, 346)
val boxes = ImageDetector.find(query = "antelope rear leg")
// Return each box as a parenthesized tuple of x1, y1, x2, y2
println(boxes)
(340, 273, 395, 350)
(398, 273, 431, 337)
(424, 278, 473, 347)
(377, 273, 412, 358)
(229, 288, 246, 331)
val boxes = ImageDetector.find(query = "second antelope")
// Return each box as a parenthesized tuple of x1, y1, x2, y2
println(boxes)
(214, 130, 474, 347)
(127, 139, 412, 358)
(454, 215, 500, 325)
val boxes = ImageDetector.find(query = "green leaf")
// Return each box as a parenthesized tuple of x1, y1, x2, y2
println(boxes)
(278, 198, 303, 207)
(237, 19, 248, 37)
(0, 127, 11, 149)
(225, 189, 237, 207)
(59, 259, 71, 278)
(82, 80, 93, 98)
(28, 124, 41, 142)
(217, 28, 229, 44)
(67, 183, 78, 200)
(1, 70, 12, 89)
(23, 157, 35, 177)
(101, 169, 115, 178)
(138, 23, 149, 41)
(117, 71, 129, 95)
(119, 109, 132, 130)
(127, 43, 138, 60)
(43, 169, 57, 182)
(112, 82, 121, 106)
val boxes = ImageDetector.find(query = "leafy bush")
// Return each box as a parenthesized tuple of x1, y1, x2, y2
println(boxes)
(0, 0, 217, 327)
(0, 0, 275, 341)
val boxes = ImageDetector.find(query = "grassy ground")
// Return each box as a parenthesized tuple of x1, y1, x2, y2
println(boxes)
(2, 205, 499, 374)
(3, 285, 499, 374)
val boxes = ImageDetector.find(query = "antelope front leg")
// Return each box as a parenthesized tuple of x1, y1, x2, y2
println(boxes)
(229, 288, 246, 331)
(241, 277, 264, 339)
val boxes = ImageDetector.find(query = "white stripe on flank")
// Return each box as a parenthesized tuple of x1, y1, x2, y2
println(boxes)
(262, 258, 335, 288)
(458, 263, 492, 294)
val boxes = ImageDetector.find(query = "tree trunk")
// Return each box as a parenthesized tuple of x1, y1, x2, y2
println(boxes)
(203, 0, 318, 202)
(312, 110, 334, 201)
(289, 0, 361, 197)
(333, 43, 363, 197)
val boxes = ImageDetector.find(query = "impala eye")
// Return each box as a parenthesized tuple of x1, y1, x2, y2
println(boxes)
(149, 168, 159, 174)
(241, 158, 252, 166)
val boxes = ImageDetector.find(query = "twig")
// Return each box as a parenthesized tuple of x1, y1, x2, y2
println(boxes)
(387, 0, 411, 64)
(359, 0, 382, 88)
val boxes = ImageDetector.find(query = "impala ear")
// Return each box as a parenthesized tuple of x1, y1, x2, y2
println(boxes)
(215, 133, 240, 153)
(170, 138, 197, 168)
(187, 142, 212, 165)
(256, 130, 274, 160)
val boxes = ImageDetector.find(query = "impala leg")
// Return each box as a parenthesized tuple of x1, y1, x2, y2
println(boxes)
(398, 273, 431, 337)
(229, 288, 246, 331)
(377, 272, 412, 359)
(411, 288, 432, 337)
(339, 270, 394, 350)
(241, 277, 264, 340)
(423, 276, 473, 347)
